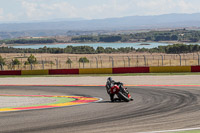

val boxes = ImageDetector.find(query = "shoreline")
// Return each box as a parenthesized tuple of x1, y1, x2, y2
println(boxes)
(6, 41, 187, 47)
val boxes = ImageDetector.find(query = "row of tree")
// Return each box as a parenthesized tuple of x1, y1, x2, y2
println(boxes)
(1, 29, 200, 45)
(0, 46, 135, 54)
(136, 44, 200, 54)
(0, 44, 199, 54)
(0, 38, 57, 44)
(0, 55, 90, 67)
(72, 35, 122, 42)
(0, 54, 37, 66)
(71, 29, 200, 43)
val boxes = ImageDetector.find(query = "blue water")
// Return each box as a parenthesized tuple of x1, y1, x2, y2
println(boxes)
(12, 42, 183, 49)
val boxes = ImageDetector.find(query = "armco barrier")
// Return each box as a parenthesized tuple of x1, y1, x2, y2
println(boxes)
(49, 69, 79, 75)
(79, 68, 112, 74)
(0, 70, 21, 75)
(113, 67, 149, 74)
(191, 66, 200, 72)
(21, 70, 49, 75)
(150, 66, 191, 73)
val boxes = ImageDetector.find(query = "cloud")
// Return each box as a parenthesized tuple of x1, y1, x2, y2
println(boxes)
(134, 0, 200, 15)
(74, 0, 200, 19)
(46, 2, 78, 18)
(19, 0, 132, 20)
(21, 1, 78, 20)
(77, 0, 132, 19)
(5, 0, 200, 22)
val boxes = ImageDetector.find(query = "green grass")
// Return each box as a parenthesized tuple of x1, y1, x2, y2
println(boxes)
(0, 72, 200, 78)
(169, 129, 200, 133)
(1, 96, 75, 109)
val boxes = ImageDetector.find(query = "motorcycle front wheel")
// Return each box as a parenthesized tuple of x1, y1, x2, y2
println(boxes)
(117, 91, 130, 102)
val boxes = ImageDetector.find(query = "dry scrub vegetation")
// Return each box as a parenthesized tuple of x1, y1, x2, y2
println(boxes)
(0, 53, 199, 70)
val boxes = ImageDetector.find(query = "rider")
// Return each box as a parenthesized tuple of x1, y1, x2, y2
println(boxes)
(106, 77, 124, 102)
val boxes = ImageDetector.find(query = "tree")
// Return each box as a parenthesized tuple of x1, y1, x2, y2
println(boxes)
(66, 58, 72, 64)
(24, 61, 29, 65)
(27, 54, 37, 64)
(0, 55, 5, 70)
(65, 46, 73, 53)
(104, 47, 114, 53)
(189, 37, 199, 42)
(96, 47, 105, 53)
(171, 35, 178, 40)
(49, 61, 54, 65)
(79, 57, 89, 63)
(99, 35, 122, 42)
(12, 58, 20, 65)
(0, 55, 5, 65)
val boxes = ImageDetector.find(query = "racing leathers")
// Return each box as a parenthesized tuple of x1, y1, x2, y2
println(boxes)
(106, 80, 122, 102)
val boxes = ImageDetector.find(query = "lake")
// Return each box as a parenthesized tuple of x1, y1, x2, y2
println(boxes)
(12, 42, 198, 49)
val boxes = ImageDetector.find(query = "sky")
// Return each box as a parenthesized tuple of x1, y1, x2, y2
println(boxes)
(0, 0, 200, 22)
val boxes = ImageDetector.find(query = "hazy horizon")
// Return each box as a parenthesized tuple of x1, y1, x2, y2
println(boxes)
(1, 12, 199, 24)
(1, 0, 200, 23)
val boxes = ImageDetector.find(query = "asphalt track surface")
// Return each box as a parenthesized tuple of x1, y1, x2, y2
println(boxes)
(0, 86, 200, 133)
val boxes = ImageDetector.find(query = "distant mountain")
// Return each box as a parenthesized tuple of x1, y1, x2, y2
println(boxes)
(0, 18, 86, 24)
(0, 13, 200, 39)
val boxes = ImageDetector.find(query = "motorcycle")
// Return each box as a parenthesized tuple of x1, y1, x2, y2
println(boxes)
(106, 77, 133, 102)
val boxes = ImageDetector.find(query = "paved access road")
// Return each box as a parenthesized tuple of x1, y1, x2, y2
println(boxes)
(0, 86, 200, 133)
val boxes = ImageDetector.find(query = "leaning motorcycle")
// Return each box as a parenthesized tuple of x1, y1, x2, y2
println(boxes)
(106, 78, 132, 102)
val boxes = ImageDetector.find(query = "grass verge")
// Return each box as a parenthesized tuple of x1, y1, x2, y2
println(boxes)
(170, 129, 200, 133)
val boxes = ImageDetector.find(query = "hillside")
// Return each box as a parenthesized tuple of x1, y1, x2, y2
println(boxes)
(0, 13, 200, 39)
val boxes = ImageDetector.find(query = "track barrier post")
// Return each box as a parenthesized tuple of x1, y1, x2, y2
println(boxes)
(123, 57, 125, 67)
(42, 60, 44, 70)
(55, 59, 58, 69)
(161, 55, 164, 66)
(143, 55, 146, 66)
(0, 64, 3, 70)
(127, 56, 130, 67)
(30, 63, 33, 70)
(95, 57, 98, 68)
(109, 56, 114, 68)
(179, 54, 182, 66)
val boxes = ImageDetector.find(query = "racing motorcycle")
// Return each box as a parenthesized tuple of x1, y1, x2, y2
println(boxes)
(106, 77, 133, 102)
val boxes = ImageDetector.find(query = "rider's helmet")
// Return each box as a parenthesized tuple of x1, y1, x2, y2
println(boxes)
(107, 77, 112, 82)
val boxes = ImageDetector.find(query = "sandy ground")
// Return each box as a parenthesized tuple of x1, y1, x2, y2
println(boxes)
(0, 97, 58, 108)
(0, 75, 200, 85)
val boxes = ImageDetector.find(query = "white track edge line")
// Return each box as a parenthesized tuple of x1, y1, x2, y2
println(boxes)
(138, 127, 200, 133)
